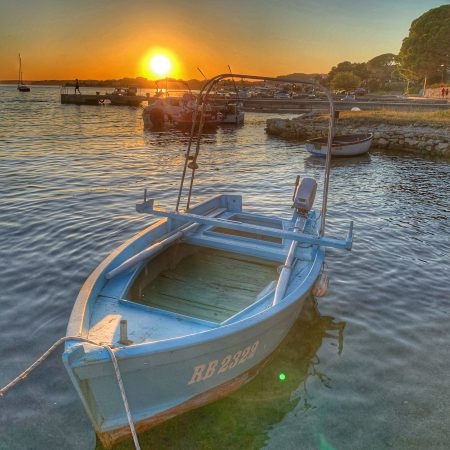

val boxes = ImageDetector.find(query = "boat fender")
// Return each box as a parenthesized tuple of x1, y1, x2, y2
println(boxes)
(312, 268, 329, 297)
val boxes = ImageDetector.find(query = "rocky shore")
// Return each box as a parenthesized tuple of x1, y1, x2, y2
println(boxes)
(266, 114, 450, 158)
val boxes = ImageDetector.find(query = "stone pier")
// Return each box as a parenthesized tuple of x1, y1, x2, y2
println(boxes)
(266, 116, 450, 158)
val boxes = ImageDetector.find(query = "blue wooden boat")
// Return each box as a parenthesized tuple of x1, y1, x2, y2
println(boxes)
(63, 74, 353, 448)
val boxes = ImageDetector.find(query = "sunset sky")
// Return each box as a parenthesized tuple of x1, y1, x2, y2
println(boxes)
(0, 0, 446, 81)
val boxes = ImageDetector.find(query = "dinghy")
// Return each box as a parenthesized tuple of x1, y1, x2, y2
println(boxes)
(63, 73, 353, 448)
(306, 133, 373, 157)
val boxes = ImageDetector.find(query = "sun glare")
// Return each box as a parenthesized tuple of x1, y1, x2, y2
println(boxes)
(139, 48, 180, 79)
(150, 55, 171, 77)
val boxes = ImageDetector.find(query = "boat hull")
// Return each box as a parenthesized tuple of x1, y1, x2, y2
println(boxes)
(96, 353, 271, 447)
(64, 289, 313, 448)
(219, 111, 245, 124)
(108, 95, 142, 106)
(305, 133, 373, 157)
(142, 108, 219, 129)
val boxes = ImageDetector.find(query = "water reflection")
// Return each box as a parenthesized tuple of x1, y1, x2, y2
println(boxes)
(104, 297, 346, 450)
(143, 128, 221, 149)
(304, 153, 371, 169)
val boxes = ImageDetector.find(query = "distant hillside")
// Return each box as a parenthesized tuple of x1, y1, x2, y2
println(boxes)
(0, 77, 208, 89)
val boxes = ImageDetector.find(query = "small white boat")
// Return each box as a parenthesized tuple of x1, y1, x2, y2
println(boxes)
(274, 90, 291, 99)
(108, 87, 142, 106)
(144, 96, 220, 129)
(143, 79, 214, 129)
(143, 95, 186, 128)
(64, 73, 353, 448)
(306, 133, 373, 157)
(143, 79, 244, 128)
(17, 53, 30, 92)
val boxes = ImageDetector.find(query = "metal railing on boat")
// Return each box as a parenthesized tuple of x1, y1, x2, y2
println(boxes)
(134, 73, 349, 307)
(173, 73, 335, 237)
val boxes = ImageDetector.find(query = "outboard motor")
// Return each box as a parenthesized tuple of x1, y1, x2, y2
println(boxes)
(293, 177, 317, 215)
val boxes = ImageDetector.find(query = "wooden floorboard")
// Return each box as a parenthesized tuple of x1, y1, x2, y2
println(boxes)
(137, 250, 277, 322)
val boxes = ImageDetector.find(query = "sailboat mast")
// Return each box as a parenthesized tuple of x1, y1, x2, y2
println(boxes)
(18, 53, 22, 85)
(17, 53, 30, 91)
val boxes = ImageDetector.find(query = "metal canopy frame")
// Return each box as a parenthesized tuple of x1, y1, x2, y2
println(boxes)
(174, 73, 335, 237)
(154, 78, 192, 97)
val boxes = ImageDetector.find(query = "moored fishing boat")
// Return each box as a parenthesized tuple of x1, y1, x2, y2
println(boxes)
(305, 133, 373, 157)
(63, 73, 354, 449)
(143, 94, 220, 129)
(143, 78, 244, 129)
(107, 86, 143, 106)
(143, 79, 198, 129)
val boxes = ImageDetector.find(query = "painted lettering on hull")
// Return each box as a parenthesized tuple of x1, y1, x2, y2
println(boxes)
(188, 341, 259, 385)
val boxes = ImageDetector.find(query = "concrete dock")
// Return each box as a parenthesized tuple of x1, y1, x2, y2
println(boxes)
(60, 92, 449, 112)
(61, 93, 151, 106)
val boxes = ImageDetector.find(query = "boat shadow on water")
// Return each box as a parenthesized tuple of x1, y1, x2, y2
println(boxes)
(304, 152, 371, 169)
(99, 296, 345, 450)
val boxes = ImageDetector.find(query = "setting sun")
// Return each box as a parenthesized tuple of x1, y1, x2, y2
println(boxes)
(139, 48, 180, 79)
(150, 55, 171, 77)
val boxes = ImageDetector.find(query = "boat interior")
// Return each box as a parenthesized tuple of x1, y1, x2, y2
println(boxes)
(86, 209, 314, 347)
(311, 133, 372, 145)
(128, 246, 278, 323)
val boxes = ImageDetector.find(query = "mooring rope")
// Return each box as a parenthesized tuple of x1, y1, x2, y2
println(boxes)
(0, 336, 141, 450)
(104, 346, 141, 450)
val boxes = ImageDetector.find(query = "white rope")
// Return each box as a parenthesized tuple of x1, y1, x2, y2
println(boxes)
(105, 346, 141, 450)
(0, 336, 141, 450)
(0, 336, 99, 396)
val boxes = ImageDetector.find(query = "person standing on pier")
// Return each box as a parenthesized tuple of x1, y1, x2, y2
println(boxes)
(75, 78, 81, 94)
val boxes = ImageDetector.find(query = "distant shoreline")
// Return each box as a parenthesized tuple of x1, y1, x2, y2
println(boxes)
(0, 73, 324, 89)
(0, 80, 175, 88)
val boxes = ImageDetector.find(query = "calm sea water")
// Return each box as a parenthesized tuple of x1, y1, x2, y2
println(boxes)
(0, 85, 449, 450)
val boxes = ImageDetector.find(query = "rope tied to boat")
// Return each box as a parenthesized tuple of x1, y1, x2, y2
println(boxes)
(104, 346, 141, 450)
(0, 336, 141, 450)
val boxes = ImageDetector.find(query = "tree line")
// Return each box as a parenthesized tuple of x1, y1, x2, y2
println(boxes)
(328, 4, 449, 94)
